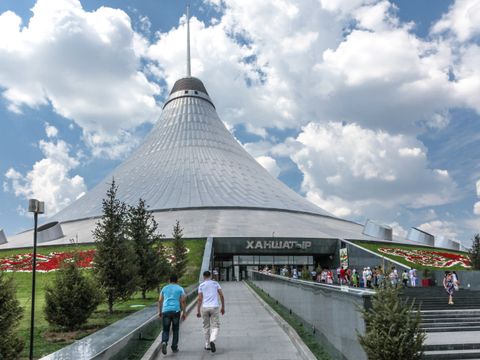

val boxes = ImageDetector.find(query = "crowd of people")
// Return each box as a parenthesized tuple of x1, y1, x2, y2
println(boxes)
(260, 264, 419, 288)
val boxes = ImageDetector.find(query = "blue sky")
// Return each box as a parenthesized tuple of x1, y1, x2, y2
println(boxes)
(1, 0, 480, 246)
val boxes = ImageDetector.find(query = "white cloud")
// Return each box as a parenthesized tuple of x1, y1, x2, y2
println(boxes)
(432, 0, 480, 42)
(477, 179, 480, 197)
(4, 129, 86, 216)
(398, 147, 423, 157)
(44, 123, 58, 138)
(285, 122, 457, 220)
(418, 220, 458, 241)
(389, 222, 407, 238)
(255, 156, 281, 178)
(474, 201, 480, 215)
(0, 0, 160, 158)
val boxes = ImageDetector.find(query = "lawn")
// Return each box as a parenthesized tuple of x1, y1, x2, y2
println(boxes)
(0, 239, 205, 359)
(352, 240, 471, 270)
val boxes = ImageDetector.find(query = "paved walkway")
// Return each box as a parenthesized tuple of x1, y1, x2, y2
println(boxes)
(156, 282, 303, 359)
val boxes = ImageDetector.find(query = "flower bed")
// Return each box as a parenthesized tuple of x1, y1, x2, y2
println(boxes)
(0, 250, 96, 272)
(378, 247, 471, 269)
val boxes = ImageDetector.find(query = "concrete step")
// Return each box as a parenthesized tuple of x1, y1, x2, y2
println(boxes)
(424, 326, 480, 333)
(421, 321, 480, 327)
(422, 317, 480, 323)
(424, 349, 480, 359)
(424, 344, 480, 351)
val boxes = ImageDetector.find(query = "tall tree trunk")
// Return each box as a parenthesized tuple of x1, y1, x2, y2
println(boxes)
(142, 289, 146, 300)
(108, 295, 113, 314)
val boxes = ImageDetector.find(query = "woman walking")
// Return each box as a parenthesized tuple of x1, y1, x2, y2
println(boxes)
(443, 272, 455, 305)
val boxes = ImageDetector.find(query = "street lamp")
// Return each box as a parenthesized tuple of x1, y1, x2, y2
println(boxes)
(28, 199, 44, 360)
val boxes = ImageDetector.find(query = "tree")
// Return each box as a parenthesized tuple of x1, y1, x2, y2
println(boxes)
(127, 198, 169, 299)
(93, 179, 138, 313)
(469, 234, 480, 270)
(171, 220, 188, 279)
(0, 272, 24, 360)
(44, 260, 102, 330)
(358, 283, 425, 360)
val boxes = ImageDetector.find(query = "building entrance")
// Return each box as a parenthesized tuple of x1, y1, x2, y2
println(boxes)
(213, 254, 322, 281)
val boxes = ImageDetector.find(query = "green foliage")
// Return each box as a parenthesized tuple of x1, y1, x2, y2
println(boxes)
(171, 220, 188, 279)
(44, 261, 102, 330)
(0, 272, 24, 360)
(127, 198, 170, 299)
(358, 283, 425, 360)
(469, 234, 480, 270)
(93, 179, 139, 313)
(0, 240, 205, 358)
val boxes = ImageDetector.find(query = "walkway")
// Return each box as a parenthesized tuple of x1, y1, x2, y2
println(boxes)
(156, 282, 303, 360)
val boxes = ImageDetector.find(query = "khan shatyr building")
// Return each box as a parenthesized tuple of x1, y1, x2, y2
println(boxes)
(1, 11, 464, 279)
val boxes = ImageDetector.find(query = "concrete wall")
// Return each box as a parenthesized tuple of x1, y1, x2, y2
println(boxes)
(431, 270, 480, 290)
(250, 271, 371, 360)
(345, 243, 409, 273)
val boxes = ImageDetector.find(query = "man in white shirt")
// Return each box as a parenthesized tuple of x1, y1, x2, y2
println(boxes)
(409, 268, 417, 287)
(196, 270, 225, 353)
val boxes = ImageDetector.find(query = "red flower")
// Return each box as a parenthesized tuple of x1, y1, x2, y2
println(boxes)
(378, 247, 471, 268)
(0, 250, 96, 272)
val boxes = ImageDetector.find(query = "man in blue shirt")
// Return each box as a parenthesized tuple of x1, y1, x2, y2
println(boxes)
(158, 274, 186, 355)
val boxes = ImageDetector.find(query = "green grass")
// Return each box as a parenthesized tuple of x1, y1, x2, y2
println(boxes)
(0, 239, 205, 359)
(246, 281, 331, 360)
(352, 240, 470, 270)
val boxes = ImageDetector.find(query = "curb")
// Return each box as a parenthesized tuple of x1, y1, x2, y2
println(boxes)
(244, 281, 317, 360)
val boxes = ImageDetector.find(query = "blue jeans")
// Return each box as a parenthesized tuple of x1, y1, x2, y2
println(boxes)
(161, 311, 181, 349)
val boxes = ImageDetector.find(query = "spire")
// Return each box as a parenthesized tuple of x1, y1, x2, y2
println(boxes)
(186, 5, 191, 77)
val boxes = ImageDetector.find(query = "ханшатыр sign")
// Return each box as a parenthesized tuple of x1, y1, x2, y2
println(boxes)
(246, 240, 312, 250)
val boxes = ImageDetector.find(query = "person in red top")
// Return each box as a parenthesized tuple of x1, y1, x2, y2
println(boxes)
(339, 267, 346, 285)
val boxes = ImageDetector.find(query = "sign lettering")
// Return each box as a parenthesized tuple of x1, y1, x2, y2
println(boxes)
(245, 240, 313, 250)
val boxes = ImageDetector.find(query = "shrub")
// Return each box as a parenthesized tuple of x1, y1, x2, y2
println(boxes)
(358, 283, 425, 360)
(0, 272, 24, 359)
(44, 262, 102, 330)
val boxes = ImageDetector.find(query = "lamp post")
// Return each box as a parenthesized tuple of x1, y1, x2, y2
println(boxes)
(28, 199, 44, 360)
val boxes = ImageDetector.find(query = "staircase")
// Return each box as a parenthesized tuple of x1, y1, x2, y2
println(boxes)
(402, 287, 480, 359)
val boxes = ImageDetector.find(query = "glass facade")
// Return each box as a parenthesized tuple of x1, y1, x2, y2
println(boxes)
(233, 255, 313, 266)
(217, 255, 316, 281)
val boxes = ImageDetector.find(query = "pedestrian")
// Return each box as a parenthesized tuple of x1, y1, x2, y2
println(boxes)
(197, 270, 226, 353)
(390, 266, 398, 288)
(326, 268, 334, 284)
(402, 270, 409, 287)
(362, 267, 367, 288)
(158, 274, 187, 355)
(292, 268, 299, 279)
(452, 271, 460, 291)
(352, 269, 359, 287)
(409, 268, 417, 287)
(366, 267, 372, 288)
(443, 271, 455, 305)
(340, 267, 346, 285)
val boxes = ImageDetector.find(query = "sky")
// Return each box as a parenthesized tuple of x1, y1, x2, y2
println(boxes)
(0, 0, 480, 246)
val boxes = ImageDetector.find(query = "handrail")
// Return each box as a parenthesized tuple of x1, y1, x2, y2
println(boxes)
(249, 270, 375, 296)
